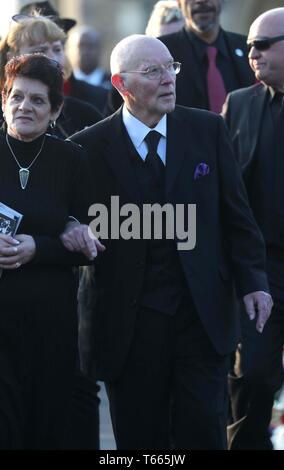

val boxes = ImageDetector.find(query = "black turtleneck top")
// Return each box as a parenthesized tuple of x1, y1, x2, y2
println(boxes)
(0, 129, 95, 447)
(0, 129, 92, 273)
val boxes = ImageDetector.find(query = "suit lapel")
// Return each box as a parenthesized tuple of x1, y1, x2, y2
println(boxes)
(247, 86, 267, 162)
(102, 108, 143, 205)
(165, 109, 187, 195)
(223, 32, 253, 87)
(103, 108, 194, 203)
(178, 29, 204, 98)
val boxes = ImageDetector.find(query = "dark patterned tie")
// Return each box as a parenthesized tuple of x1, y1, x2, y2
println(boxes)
(206, 46, 227, 113)
(144, 131, 164, 185)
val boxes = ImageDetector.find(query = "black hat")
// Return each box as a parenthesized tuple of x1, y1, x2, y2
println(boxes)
(17, 1, 76, 33)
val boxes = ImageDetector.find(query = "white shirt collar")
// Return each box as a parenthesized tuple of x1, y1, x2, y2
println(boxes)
(73, 67, 105, 86)
(122, 105, 167, 152)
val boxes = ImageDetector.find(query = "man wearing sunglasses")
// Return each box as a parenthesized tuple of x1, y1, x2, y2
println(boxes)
(223, 8, 284, 450)
(159, 0, 255, 113)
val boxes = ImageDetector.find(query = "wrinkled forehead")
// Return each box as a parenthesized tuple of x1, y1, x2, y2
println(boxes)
(130, 40, 173, 67)
(6, 76, 49, 97)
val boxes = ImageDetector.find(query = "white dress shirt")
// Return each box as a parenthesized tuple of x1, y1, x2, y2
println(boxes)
(122, 105, 167, 165)
(73, 67, 110, 89)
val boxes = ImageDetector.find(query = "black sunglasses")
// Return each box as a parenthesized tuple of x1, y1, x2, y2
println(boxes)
(247, 35, 284, 51)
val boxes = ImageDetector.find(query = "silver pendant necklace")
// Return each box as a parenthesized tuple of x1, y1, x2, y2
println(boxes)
(6, 133, 46, 189)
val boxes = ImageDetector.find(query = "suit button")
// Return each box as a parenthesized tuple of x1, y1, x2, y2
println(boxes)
(130, 299, 137, 308)
(136, 261, 144, 268)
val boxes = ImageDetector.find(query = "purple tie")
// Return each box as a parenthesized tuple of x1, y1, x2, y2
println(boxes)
(206, 46, 227, 113)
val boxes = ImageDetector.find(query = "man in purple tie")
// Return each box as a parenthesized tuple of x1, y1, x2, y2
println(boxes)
(160, 0, 255, 112)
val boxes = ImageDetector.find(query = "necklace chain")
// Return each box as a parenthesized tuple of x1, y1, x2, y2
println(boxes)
(6, 133, 46, 170)
(5, 133, 46, 189)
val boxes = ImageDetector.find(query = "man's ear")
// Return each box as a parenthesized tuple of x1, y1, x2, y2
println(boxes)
(111, 73, 129, 96)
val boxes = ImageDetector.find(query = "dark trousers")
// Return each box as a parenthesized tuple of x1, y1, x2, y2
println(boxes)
(63, 265, 100, 450)
(106, 295, 229, 450)
(228, 257, 284, 450)
(0, 291, 77, 449)
(63, 370, 100, 449)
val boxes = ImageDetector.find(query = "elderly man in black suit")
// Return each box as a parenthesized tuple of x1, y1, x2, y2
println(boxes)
(223, 7, 284, 450)
(64, 34, 272, 450)
(160, 0, 255, 112)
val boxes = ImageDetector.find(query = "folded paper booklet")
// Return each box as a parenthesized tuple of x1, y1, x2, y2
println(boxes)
(0, 202, 23, 277)
(0, 202, 23, 236)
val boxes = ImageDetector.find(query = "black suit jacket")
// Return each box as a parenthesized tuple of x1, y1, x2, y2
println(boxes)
(222, 83, 284, 243)
(69, 73, 108, 114)
(70, 105, 268, 381)
(53, 96, 102, 139)
(160, 28, 255, 109)
(222, 83, 267, 174)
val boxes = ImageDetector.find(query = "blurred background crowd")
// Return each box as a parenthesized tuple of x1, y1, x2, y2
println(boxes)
(0, 0, 283, 74)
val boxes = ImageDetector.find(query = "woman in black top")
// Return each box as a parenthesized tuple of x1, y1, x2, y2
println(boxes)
(0, 54, 101, 449)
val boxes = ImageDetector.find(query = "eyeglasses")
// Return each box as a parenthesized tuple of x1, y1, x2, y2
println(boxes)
(247, 35, 284, 51)
(122, 62, 181, 80)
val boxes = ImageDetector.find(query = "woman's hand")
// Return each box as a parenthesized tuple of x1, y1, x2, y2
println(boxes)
(0, 233, 36, 269)
(60, 223, 106, 260)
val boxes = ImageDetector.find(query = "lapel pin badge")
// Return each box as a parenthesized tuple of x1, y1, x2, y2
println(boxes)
(235, 48, 244, 57)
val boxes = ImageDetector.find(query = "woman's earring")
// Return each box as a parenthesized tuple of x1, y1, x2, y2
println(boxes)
(49, 120, 56, 129)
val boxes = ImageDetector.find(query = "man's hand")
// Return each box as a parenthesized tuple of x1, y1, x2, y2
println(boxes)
(60, 223, 106, 260)
(0, 233, 36, 269)
(243, 291, 273, 333)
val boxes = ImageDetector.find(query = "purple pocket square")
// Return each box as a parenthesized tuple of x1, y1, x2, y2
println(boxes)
(194, 163, 210, 180)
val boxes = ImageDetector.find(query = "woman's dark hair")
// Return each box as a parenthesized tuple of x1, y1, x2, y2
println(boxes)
(2, 53, 64, 111)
